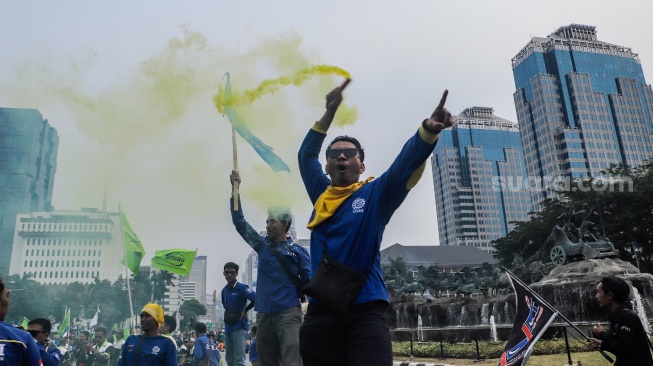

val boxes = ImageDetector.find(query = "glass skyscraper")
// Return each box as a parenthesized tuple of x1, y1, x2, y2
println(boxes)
(0, 108, 58, 275)
(431, 107, 532, 252)
(512, 24, 653, 205)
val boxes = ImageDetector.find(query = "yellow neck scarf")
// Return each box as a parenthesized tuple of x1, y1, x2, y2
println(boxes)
(307, 177, 374, 229)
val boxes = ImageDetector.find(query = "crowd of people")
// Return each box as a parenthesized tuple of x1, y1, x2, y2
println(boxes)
(2, 82, 652, 366)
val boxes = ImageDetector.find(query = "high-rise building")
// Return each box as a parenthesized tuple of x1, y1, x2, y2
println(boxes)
(431, 107, 532, 252)
(0, 108, 58, 275)
(9, 208, 127, 284)
(512, 24, 653, 205)
(181, 255, 207, 305)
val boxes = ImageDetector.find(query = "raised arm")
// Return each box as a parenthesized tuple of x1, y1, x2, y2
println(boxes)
(230, 171, 265, 251)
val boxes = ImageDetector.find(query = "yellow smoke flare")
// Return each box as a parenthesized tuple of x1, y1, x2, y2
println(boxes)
(214, 64, 351, 114)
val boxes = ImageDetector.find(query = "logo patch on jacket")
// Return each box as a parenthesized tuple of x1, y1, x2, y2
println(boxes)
(352, 198, 365, 213)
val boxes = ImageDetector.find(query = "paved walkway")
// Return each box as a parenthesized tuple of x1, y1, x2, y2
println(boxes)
(393, 361, 456, 366)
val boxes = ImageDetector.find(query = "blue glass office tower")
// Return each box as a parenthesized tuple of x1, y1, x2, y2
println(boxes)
(513, 24, 653, 205)
(0, 108, 58, 275)
(431, 107, 532, 252)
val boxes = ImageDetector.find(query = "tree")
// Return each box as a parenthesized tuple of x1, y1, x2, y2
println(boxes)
(179, 299, 207, 331)
(151, 270, 175, 304)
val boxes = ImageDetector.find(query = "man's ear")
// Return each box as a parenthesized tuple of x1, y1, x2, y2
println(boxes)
(360, 162, 365, 174)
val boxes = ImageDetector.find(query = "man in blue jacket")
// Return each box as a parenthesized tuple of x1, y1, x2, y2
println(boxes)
(221, 262, 255, 366)
(27, 318, 61, 366)
(0, 277, 42, 366)
(192, 323, 219, 366)
(298, 83, 453, 366)
(230, 173, 310, 366)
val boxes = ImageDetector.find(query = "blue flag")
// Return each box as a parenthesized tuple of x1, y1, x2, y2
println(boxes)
(224, 73, 290, 172)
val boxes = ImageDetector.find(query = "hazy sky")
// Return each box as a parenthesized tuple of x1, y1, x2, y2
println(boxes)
(2, 0, 652, 293)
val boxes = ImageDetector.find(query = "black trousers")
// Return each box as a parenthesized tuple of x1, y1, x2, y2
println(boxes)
(299, 300, 392, 366)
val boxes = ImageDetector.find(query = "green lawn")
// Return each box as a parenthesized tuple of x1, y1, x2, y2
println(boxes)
(396, 351, 611, 365)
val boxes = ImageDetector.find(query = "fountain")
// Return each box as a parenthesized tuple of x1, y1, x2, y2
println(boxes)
(389, 258, 653, 342)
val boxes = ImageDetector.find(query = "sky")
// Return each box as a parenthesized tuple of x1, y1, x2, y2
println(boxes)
(2, 0, 652, 294)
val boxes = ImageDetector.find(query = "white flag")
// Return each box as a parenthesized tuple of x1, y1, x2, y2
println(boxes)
(89, 306, 100, 328)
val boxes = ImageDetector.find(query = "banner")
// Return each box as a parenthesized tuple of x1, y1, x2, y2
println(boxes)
(57, 307, 70, 337)
(120, 211, 146, 275)
(500, 271, 558, 366)
(89, 306, 100, 328)
(20, 317, 29, 329)
(222, 73, 290, 173)
(151, 248, 197, 276)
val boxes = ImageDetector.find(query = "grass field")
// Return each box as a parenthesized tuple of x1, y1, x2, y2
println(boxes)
(396, 351, 613, 365)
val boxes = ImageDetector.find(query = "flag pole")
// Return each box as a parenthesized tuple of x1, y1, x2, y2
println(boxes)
(501, 267, 614, 363)
(119, 204, 137, 334)
(232, 125, 240, 211)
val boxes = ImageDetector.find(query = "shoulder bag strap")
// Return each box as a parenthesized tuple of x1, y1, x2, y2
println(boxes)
(134, 336, 143, 366)
(271, 244, 304, 291)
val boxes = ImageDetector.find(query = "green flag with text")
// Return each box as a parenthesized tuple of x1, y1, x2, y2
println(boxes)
(121, 211, 145, 275)
(151, 249, 197, 276)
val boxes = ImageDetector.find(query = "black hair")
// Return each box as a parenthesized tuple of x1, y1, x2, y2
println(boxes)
(251, 325, 257, 335)
(95, 327, 108, 336)
(0, 276, 4, 293)
(28, 318, 52, 333)
(195, 322, 207, 334)
(81, 330, 91, 338)
(600, 276, 631, 304)
(224, 262, 240, 272)
(327, 135, 365, 162)
(163, 315, 176, 332)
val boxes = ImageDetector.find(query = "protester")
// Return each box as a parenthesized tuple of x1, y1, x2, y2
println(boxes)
(230, 172, 310, 366)
(27, 318, 61, 366)
(58, 338, 72, 366)
(0, 276, 42, 365)
(177, 337, 194, 366)
(297, 83, 453, 365)
(159, 315, 178, 350)
(112, 329, 126, 364)
(192, 323, 220, 366)
(76, 326, 114, 366)
(221, 262, 256, 366)
(118, 304, 177, 366)
(75, 331, 92, 366)
(588, 276, 653, 365)
(249, 326, 259, 366)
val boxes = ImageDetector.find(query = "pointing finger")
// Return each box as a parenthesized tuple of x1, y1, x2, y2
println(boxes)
(437, 90, 449, 109)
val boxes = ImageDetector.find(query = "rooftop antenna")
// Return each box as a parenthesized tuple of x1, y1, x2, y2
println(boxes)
(102, 187, 107, 212)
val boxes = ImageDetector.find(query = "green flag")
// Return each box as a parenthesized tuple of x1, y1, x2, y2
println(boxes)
(21, 317, 29, 329)
(120, 211, 145, 275)
(151, 249, 197, 276)
(57, 308, 70, 337)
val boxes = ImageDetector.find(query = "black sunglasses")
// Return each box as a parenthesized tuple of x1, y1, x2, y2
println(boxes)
(223, 271, 237, 275)
(326, 148, 358, 159)
(29, 330, 46, 337)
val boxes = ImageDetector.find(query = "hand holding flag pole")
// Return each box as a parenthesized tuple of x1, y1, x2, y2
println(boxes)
(500, 267, 614, 364)
(232, 125, 239, 211)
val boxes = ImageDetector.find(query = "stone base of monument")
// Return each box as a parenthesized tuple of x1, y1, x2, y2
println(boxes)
(389, 258, 653, 342)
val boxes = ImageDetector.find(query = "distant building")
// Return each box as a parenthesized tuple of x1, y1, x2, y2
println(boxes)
(180, 256, 206, 305)
(0, 108, 59, 275)
(512, 24, 653, 206)
(9, 208, 127, 285)
(380, 244, 496, 276)
(431, 107, 532, 252)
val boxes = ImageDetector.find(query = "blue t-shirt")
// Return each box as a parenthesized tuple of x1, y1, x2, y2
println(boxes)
(298, 125, 440, 305)
(192, 335, 219, 366)
(118, 334, 177, 366)
(0, 321, 42, 365)
(221, 281, 256, 334)
(248, 337, 258, 362)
